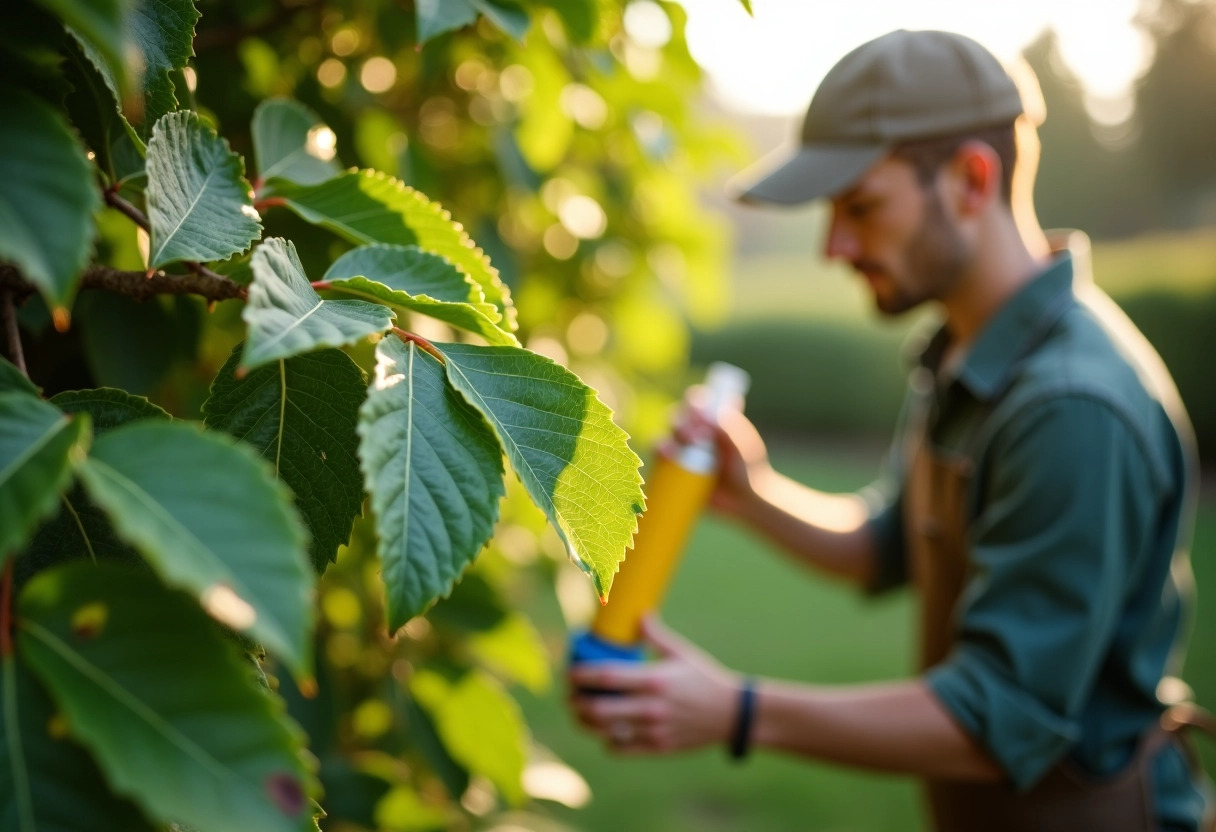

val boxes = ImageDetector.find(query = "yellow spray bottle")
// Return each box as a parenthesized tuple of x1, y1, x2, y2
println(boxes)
(570, 362, 750, 667)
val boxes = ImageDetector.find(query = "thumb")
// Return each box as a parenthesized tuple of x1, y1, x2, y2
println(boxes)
(640, 615, 697, 660)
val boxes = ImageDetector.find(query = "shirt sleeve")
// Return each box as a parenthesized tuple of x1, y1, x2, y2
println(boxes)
(924, 395, 1162, 791)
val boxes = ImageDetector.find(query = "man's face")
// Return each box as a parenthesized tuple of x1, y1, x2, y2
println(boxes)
(824, 156, 971, 316)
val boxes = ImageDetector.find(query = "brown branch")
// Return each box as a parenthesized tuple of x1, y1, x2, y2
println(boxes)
(0, 264, 246, 304)
(1, 289, 27, 376)
(104, 188, 150, 231)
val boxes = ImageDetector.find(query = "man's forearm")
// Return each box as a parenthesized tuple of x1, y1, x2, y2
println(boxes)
(737, 468, 878, 588)
(752, 678, 1004, 781)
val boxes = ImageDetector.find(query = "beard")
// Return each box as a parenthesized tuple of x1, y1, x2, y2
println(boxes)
(866, 189, 971, 316)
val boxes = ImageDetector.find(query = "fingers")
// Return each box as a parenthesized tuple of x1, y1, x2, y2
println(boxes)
(568, 661, 665, 694)
(568, 693, 677, 754)
(639, 615, 695, 660)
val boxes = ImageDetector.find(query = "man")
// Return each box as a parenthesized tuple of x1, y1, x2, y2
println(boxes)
(569, 29, 1213, 831)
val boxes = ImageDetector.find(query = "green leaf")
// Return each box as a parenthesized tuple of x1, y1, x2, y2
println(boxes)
(267, 172, 517, 331)
(0, 359, 38, 397)
(0, 84, 100, 314)
(359, 339, 505, 630)
(49, 388, 170, 434)
(409, 669, 526, 806)
(738, 0, 753, 14)
(414, 0, 477, 43)
(436, 343, 644, 599)
(468, 612, 551, 694)
(470, 0, 531, 41)
(16, 389, 167, 584)
(17, 562, 317, 832)
(402, 696, 468, 800)
(322, 245, 518, 347)
(203, 345, 367, 573)
(1, 653, 157, 832)
(32, 0, 130, 95)
(0, 394, 91, 564)
(127, 0, 200, 139)
(145, 110, 262, 268)
(241, 238, 395, 370)
(534, 0, 598, 43)
(62, 33, 146, 183)
(74, 421, 314, 676)
(251, 99, 342, 186)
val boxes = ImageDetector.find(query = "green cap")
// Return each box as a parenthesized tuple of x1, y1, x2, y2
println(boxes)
(730, 29, 1025, 205)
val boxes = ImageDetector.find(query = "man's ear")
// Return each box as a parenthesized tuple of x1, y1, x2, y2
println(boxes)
(946, 141, 1002, 217)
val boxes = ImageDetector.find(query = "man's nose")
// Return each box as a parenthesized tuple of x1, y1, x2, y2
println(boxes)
(823, 213, 858, 262)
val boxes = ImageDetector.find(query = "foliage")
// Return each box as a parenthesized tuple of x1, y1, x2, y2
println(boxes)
(1, 0, 737, 829)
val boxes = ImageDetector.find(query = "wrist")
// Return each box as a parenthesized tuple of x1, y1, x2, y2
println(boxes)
(727, 675, 759, 761)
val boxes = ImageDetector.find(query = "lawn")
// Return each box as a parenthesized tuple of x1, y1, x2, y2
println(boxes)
(518, 440, 1216, 832)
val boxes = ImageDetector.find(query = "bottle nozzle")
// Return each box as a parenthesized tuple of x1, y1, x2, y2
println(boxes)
(703, 362, 750, 421)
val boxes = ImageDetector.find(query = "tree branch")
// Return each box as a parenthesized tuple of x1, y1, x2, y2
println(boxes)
(2, 288, 27, 376)
(0, 264, 247, 304)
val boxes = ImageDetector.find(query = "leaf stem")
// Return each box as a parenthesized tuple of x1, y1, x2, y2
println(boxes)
(1, 560, 14, 658)
(392, 327, 445, 364)
(253, 196, 287, 212)
(1, 289, 27, 377)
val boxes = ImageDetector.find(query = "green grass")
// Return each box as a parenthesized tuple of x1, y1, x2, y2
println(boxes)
(519, 441, 1216, 832)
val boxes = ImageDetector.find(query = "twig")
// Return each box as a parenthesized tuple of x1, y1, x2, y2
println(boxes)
(0, 264, 246, 304)
(1, 289, 27, 376)
(392, 326, 446, 364)
(104, 188, 150, 231)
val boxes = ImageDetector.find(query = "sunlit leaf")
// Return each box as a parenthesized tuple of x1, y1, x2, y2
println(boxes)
(469, 612, 551, 693)
(437, 343, 644, 599)
(241, 238, 394, 370)
(204, 345, 367, 573)
(323, 245, 518, 347)
(252, 99, 342, 186)
(267, 171, 517, 331)
(18, 562, 317, 832)
(145, 111, 262, 268)
(0, 85, 100, 314)
(0, 394, 90, 565)
(75, 421, 314, 676)
(359, 338, 505, 630)
(0, 653, 157, 832)
(409, 669, 526, 806)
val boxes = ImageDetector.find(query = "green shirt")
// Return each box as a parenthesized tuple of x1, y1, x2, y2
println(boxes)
(866, 235, 1206, 827)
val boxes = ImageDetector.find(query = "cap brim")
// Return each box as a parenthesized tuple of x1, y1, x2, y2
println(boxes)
(728, 143, 888, 206)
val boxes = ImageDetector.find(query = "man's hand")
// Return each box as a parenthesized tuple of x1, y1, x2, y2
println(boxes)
(671, 386, 773, 519)
(568, 617, 741, 754)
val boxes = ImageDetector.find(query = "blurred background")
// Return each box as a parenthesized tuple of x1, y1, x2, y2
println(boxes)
(21, 0, 1215, 829)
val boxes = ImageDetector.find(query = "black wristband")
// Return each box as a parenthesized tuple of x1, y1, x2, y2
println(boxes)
(729, 677, 757, 761)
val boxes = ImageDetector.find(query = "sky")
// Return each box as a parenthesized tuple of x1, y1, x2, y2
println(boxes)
(670, 0, 1150, 123)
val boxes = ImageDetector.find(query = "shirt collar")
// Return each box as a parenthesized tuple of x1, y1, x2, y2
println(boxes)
(920, 230, 1092, 402)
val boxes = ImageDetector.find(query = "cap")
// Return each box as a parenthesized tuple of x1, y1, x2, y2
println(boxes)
(729, 29, 1026, 206)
